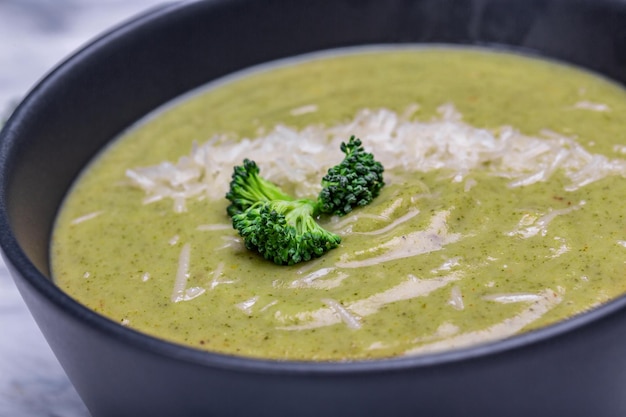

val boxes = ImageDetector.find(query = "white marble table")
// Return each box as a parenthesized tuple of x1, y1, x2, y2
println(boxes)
(0, 2, 168, 415)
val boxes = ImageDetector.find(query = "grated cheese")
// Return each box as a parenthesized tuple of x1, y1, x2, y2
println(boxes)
(236, 296, 259, 315)
(275, 272, 461, 330)
(405, 289, 562, 355)
(336, 209, 461, 268)
(321, 298, 362, 329)
(289, 104, 318, 116)
(171, 243, 206, 302)
(70, 210, 104, 225)
(126, 105, 626, 212)
(572, 101, 611, 112)
(447, 285, 464, 310)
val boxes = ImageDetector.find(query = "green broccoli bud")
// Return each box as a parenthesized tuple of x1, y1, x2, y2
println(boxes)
(232, 200, 341, 266)
(318, 136, 385, 216)
(225, 159, 293, 216)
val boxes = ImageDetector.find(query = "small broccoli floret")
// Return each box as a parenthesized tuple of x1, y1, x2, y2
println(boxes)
(318, 136, 385, 216)
(225, 159, 293, 216)
(232, 200, 341, 265)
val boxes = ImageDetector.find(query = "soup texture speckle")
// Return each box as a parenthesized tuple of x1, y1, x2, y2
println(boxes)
(51, 47, 626, 360)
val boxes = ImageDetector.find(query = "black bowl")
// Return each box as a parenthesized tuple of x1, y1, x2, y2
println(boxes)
(3, 0, 626, 416)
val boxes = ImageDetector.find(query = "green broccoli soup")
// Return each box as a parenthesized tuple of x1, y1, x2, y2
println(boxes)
(51, 47, 626, 360)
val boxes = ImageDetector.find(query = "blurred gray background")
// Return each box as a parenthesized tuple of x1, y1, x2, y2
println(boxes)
(0, 1, 170, 416)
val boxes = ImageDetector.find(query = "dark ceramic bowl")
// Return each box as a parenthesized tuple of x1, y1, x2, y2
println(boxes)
(2, 0, 626, 416)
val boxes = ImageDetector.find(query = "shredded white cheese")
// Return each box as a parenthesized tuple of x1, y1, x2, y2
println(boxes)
(171, 243, 191, 302)
(275, 272, 461, 330)
(321, 298, 362, 329)
(482, 293, 544, 304)
(347, 209, 420, 236)
(259, 300, 279, 312)
(289, 267, 349, 289)
(336, 209, 461, 268)
(208, 262, 237, 289)
(506, 201, 585, 239)
(405, 289, 562, 355)
(171, 243, 206, 302)
(215, 236, 244, 251)
(572, 101, 611, 112)
(126, 105, 626, 212)
(447, 285, 464, 310)
(289, 104, 318, 116)
(70, 210, 104, 225)
(431, 257, 462, 274)
(236, 296, 259, 315)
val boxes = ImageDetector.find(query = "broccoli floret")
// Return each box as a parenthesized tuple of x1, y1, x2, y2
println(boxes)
(226, 136, 385, 265)
(225, 159, 293, 216)
(232, 200, 341, 265)
(318, 136, 385, 216)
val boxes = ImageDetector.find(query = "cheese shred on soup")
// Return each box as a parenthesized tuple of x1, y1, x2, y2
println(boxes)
(51, 47, 626, 360)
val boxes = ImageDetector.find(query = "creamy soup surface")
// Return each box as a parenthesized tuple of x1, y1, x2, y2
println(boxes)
(51, 47, 626, 360)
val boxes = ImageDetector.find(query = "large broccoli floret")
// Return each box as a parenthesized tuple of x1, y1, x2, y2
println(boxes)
(318, 136, 385, 216)
(225, 136, 385, 265)
(232, 200, 341, 265)
(225, 159, 293, 217)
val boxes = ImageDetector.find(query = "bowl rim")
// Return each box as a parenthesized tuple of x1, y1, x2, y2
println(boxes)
(2, 0, 626, 376)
